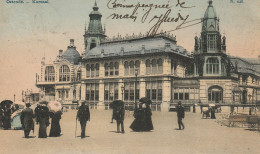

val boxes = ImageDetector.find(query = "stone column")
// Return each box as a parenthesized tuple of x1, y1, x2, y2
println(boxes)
(98, 80, 105, 110)
(162, 78, 171, 112)
(139, 78, 146, 98)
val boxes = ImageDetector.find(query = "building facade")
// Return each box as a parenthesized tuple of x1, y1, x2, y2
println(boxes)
(36, 1, 260, 111)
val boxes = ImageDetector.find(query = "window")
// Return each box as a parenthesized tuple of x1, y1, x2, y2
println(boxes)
(115, 62, 119, 75)
(185, 93, 189, 100)
(59, 65, 70, 81)
(77, 69, 81, 81)
(207, 34, 216, 51)
(109, 62, 114, 76)
(105, 63, 109, 76)
(45, 66, 55, 82)
(130, 61, 134, 75)
(96, 63, 99, 77)
(104, 83, 118, 101)
(146, 81, 162, 101)
(174, 93, 178, 99)
(86, 83, 99, 102)
(152, 59, 157, 74)
(124, 61, 129, 75)
(124, 82, 139, 101)
(86, 64, 90, 77)
(158, 59, 163, 74)
(135, 60, 140, 75)
(206, 58, 219, 74)
(146, 60, 151, 74)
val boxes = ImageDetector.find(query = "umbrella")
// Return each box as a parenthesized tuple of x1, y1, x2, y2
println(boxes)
(139, 97, 152, 105)
(209, 104, 215, 107)
(39, 101, 48, 105)
(47, 101, 62, 113)
(1, 100, 13, 108)
(14, 101, 26, 109)
(110, 100, 124, 109)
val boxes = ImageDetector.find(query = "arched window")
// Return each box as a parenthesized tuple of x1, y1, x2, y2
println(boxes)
(59, 65, 70, 81)
(109, 62, 114, 76)
(152, 59, 157, 74)
(73, 89, 76, 100)
(115, 62, 119, 76)
(135, 60, 140, 75)
(206, 58, 219, 74)
(91, 64, 95, 77)
(158, 59, 163, 74)
(208, 86, 223, 103)
(90, 40, 96, 50)
(45, 66, 55, 82)
(86, 64, 90, 77)
(124, 61, 129, 75)
(146, 59, 150, 74)
(96, 63, 99, 77)
(130, 61, 134, 75)
(77, 68, 81, 81)
(105, 63, 109, 76)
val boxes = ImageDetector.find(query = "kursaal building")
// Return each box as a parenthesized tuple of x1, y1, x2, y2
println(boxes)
(36, 1, 260, 111)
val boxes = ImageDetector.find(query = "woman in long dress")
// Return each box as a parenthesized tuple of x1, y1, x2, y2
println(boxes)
(142, 104, 154, 131)
(130, 104, 145, 132)
(49, 111, 62, 137)
(37, 105, 50, 138)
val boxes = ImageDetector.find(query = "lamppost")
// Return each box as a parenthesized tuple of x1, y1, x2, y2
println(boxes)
(134, 68, 138, 109)
(248, 94, 252, 115)
(14, 94, 15, 103)
(121, 85, 124, 101)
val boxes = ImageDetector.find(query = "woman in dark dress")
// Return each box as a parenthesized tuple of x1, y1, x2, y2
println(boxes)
(210, 107, 216, 119)
(130, 104, 145, 132)
(37, 105, 50, 138)
(142, 104, 154, 131)
(49, 111, 62, 137)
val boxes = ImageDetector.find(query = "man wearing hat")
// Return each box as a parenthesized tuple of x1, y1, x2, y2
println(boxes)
(76, 102, 90, 138)
(176, 101, 185, 130)
(20, 103, 34, 138)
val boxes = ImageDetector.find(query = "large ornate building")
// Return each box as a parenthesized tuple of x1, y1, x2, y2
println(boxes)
(36, 1, 260, 111)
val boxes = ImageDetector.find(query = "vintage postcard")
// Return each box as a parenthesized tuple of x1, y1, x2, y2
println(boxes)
(0, 0, 260, 153)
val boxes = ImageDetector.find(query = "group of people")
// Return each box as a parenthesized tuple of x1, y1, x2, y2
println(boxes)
(20, 103, 62, 138)
(0, 103, 21, 130)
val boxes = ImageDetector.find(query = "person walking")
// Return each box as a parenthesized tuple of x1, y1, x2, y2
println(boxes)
(49, 111, 62, 137)
(76, 102, 90, 138)
(20, 103, 34, 138)
(3, 104, 12, 130)
(176, 101, 185, 130)
(37, 104, 50, 138)
(115, 105, 125, 133)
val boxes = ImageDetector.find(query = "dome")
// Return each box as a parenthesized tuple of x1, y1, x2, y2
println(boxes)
(62, 39, 81, 64)
(202, 0, 219, 32)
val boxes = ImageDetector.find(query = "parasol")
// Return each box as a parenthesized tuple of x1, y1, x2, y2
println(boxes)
(139, 97, 152, 105)
(110, 100, 124, 109)
(1, 100, 13, 108)
(14, 101, 26, 109)
(47, 101, 62, 113)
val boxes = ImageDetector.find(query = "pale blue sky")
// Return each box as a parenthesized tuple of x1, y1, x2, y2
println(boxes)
(0, 0, 259, 101)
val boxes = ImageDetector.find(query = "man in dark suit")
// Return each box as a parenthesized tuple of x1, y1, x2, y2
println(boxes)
(176, 101, 185, 130)
(20, 103, 34, 138)
(115, 105, 125, 133)
(76, 102, 90, 138)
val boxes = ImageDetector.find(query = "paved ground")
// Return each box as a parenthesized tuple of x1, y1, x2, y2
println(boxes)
(1, 107, 260, 154)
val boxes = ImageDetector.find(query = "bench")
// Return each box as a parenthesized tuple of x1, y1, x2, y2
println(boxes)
(228, 115, 248, 127)
(246, 116, 260, 131)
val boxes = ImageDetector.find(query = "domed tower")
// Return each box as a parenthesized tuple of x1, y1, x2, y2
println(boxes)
(63, 39, 81, 65)
(84, 1, 106, 51)
(193, 0, 229, 77)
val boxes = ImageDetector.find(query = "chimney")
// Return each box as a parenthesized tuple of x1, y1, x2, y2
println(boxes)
(59, 50, 63, 56)
(70, 39, 74, 46)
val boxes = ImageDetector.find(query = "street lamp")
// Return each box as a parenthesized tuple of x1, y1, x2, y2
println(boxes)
(121, 85, 124, 101)
(134, 68, 138, 109)
(248, 94, 252, 115)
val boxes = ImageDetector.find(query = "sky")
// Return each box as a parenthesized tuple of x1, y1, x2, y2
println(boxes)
(0, 0, 260, 101)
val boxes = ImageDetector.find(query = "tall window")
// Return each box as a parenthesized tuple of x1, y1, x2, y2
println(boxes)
(115, 62, 119, 75)
(86, 64, 90, 77)
(104, 83, 118, 101)
(152, 59, 157, 74)
(124, 82, 139, 101)
(105, 62, 119, 76)
(135, 60, 140, 75)
(158, 59, 163, 74)
(124, 61, 129, 75)
(86, 63, 99, 78)
(76, 69, 81, 81)
(206, 58, 219, 74)
(146, 60, 151, 75)
(124, 60, 140, 75)
(207, 34, 217, 51)
(96, 63, 99, 77)
(146, 81, 162, 101)
(45, 66, 55, 82)
(59, 65, 70, 81)
(91, 64, 95, 77)
(105, 63, 109, 76)
(86, 83, 99, 102)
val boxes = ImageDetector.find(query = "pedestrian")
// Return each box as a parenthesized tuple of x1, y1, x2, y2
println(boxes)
(115, 105, 125, 133)
(34, 104, 41, 124)
(110, 105, 116, 124)
(210, 107, 216, 119)
(49, 111, 62, 137)
(130, 103, 144, 132)
(193, 104, 196, 113)
(3, 104, 12, 130)
(20, 103, 34, 138)
(176, 101, 185, 130)
(37, 104, 50, 138)
(76, 102, 90, 138)
(142, 103, 154, 131)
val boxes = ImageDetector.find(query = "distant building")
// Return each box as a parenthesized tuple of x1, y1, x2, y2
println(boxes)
(36, 1, 260, 111)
